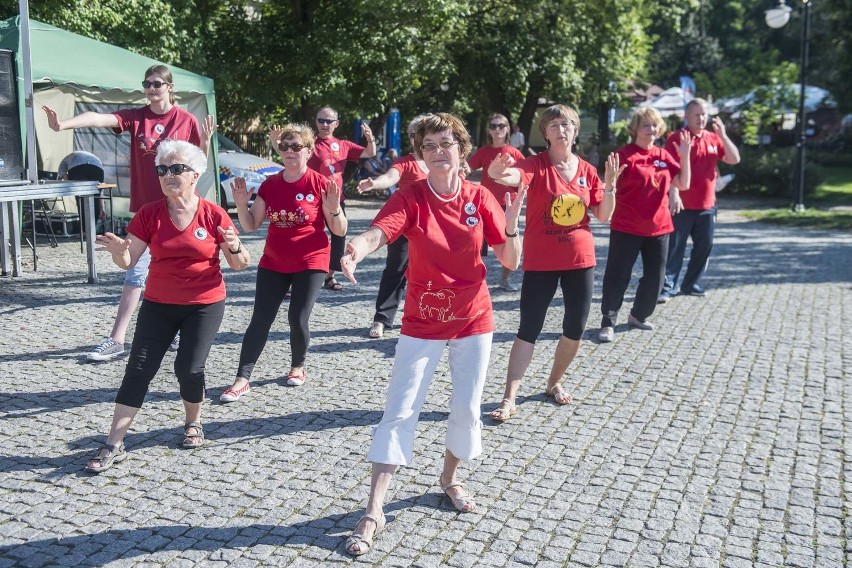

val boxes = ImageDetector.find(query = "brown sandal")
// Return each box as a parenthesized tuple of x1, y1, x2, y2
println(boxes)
(183, 422, 205, 448)
(85, 442, 127, 473)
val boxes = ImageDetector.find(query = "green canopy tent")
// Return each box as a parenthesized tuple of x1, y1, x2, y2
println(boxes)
(0, 16, 219, 208)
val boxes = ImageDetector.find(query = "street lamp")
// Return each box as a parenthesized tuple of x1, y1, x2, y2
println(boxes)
(765, 0, 811, 212)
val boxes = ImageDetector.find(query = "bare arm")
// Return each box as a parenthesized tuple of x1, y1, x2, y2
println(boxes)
(339, 226, 389, 284)
(589, 152, 625, 222)
(217, 226, 250, 271)
(95, 232, 147, 270)
(491, 184, 527, 270)
(359, 123, 377, 158)
(713, 117, 741, 165)
(322, 179, 348, 236)
(43, 106, 119, 131)
(357, 167, 401, 193)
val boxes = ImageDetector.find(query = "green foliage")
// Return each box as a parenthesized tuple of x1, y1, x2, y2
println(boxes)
(741, 209, 852, 232)
(724, 146, 824, 198)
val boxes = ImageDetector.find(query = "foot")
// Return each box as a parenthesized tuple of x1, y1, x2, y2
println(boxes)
(598, 326, 614, 343)
(657, 291, 673, 304)
(345, 514, 386, 556)
(368, 321, 385, 339)
(489, 399, 517, 421)
(498, 279, 518, 291)
(220, 378, 250, 402)
(439, 474, 476, 513)
(85, 442, 127, 473)
(627, 314, 655, 330)
(183, 422, 205, 448)
(287, 368, 307, 386)
(680, 285, 706, 297)
(86, 337, 125, 361)
(546, 383, 572, 405)
(323, 276, 344, 291)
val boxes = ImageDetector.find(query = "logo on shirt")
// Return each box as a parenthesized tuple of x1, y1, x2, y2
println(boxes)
(464, 202, 477, 215)
(268, 207, 309, 228)
(295, 193, 305, 201)
(466, 216, 479, 227)
(194, 227, 208, 240)
(330, 142, 340, 152)
(653, 160, 668, 169)
(306, 194, 315, 202)
(154, 124, 165, 135)
(577, 176, 587, 188)
(550, 193, 585, 227)
(708, 145, 718, 154)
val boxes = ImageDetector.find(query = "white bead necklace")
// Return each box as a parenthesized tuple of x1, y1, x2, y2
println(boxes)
(427, 178, 461, 202)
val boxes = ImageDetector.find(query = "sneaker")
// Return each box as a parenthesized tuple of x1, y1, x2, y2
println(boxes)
(657, 291, 673, 304)
(681, 285, 706, 297)
(87, 338, 126, 361)
(598, 327, 614, 343)
(499, 279, 519, 291)
(220, 381, 250, 403)
(287, 370, 307, 386)
(627, 314, 655, 330)
(169, 333, 180, 352)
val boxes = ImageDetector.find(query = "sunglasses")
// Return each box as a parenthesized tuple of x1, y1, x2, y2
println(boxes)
(155, 163, 194, 177)
(142, 80, 168, 89)
(278, 142, 307, 153)
(420, 140, 458, 153)
(316, 118, 337, 125)
(489, 123, 509, 130)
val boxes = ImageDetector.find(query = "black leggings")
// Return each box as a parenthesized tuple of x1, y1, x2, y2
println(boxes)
(328, 201, 347, 272)
(373, 236, 408, 326)
(600, 229, 668, 327)
(116, 299, 225, 408)
(517, 268, 594, 343)
(237, 267, 325, 379)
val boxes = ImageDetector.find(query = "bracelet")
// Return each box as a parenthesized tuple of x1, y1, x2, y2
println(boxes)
(605, 187, 616, 195)
(505, 229, 519, 238)
(330, 209, 341, 217)
(228, 242, 242, 255)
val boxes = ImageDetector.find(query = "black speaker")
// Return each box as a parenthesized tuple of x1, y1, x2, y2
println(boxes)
(0, 48, 23, 182)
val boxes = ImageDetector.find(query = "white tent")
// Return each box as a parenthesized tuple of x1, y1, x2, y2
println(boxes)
(637, 87, 718, 118)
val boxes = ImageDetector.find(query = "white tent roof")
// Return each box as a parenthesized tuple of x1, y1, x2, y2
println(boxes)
(716, 84, 836, 117)
(637, 87, 718, 118)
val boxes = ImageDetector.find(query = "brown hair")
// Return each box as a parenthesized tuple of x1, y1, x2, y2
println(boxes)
(144, 64, 175, 105)
(413, 112, 472, 159)
(277, 122, 316, 152)
(628, 107, 667, 140)
(487, 113, 511, 145)
(538, 104, 580, 146)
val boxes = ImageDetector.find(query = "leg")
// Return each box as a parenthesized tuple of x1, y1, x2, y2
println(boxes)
(85, 402, 140, 472)
(111, 249, 151, 343)
(286, 270, 325, 378)
(600, 230, 643, 328)
(346, 462, 395, 555)
(631, 234, 669, 323)
(547, 267, 594, 401)
(373, 236, 409, 328)
(662, 210, 694, 297)
(680, 208, 715, 293)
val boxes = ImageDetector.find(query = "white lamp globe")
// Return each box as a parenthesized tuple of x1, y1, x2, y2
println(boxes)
(765, 3, 792, 28)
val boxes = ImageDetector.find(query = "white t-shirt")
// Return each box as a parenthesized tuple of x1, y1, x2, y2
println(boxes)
(509, 131, 524, 149)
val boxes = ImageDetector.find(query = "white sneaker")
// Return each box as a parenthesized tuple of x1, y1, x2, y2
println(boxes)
(169, 333, 180, 352)
(628, 314, 655, 330)
(598, 327, 614, 343)
(87, 338, 125, 361)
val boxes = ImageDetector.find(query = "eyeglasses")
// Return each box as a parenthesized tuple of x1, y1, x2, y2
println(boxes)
(420, 140, 458, 153)
(156, 164, 194, 177)
(489, 123, 509, 130)
(316, 118, 337, 125)
(142, 80, 168, 89)
(278, 142, 306, 153)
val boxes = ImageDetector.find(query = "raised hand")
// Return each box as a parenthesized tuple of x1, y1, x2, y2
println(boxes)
(360, 122, 374, 142)
(357, 177, 376, 194)
(95, 232, 129, 255)
(42, 105, 63, 132)
(505, 182, 527, 231)
(487, 152, 516, 181)
(711, 116, 727, 138)
(322, 179, 342, 213)
(604, 152, 627, 188)
(269, 125, 285, 150)
(201, 115, 218, 148)
(217, 225, 240, 251)
(677, 130, 694, 158)
(231, 177, 251, 207)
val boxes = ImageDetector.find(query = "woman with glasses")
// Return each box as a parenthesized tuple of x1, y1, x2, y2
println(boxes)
(339, 113, 524, 556)
(42, 65, 215, 363)
(219, 123, 346, 402)
(486, 104, 623, 420)
(597, 107, 692, 343)
(307, 105, 376, 291)
(466, 113, 526, 290)
(84, 141, 249, 473)
(356, 114, 432, 339)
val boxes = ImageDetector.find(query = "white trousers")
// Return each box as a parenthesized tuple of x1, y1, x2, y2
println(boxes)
(367, 332, 493, 467)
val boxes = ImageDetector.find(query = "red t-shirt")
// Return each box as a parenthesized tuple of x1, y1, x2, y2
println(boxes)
(372, 179, 507, 340)
(665, 129, 726, 210)
(391, 154, 428, 187)
(515, 153, 604, 271)
(127, 198, 234, 305)
(112, 106, 201, 212)
(257, 169, 331, 274)
(307, 136, 365, 197)
(467, 145, 525, 206)
(611, 144, 681, 237)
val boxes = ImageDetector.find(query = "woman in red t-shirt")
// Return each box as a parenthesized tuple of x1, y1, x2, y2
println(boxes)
(84, 141, 250, 473)
(356, 114, 432, 339)
(466, 113, 526, 291)
(219, 123, 347, 402)
(485, 104, 625, 420)
(598, 107, 692, 343)
(339, 113, 525, 556)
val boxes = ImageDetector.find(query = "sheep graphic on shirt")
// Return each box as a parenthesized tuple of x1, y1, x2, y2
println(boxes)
(418, 289, 456, 321)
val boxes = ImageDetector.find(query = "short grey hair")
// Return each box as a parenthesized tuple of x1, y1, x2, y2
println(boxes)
(155, 140, 207, 175)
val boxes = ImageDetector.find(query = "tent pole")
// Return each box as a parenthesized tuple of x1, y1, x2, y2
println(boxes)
(18, 0, 37, 184)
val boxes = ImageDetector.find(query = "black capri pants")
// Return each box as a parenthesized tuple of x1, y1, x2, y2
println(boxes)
(517, 267, 595, 343)
(115, 299, 225, 408)
(237, 266, 326, 380)
(328, 201, 347, 272)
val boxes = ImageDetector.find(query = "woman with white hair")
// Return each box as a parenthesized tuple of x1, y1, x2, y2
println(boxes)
(85, 140, 250, 473)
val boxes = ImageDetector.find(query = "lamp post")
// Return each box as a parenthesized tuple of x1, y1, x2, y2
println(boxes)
(765, 0, 810, 212)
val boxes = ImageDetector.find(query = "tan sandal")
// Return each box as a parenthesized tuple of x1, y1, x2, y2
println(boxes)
(345, 514, 386, 556)
(546, 383, 572, 405)
(489, 399, 517, 421)
(183, 422, 205, 448)
(439, 475, 476, 513)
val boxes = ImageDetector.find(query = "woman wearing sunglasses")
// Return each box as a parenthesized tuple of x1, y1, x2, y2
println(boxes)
(85, 141, 249, 473)
(466, 113, 526, 291)
(42, 65, 215, 364)
(219, 123, 346, 402)
(356, 114, 432, 339)
(339, 113, 524, 556)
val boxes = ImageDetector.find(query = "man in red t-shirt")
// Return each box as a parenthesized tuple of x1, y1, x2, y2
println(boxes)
(307, 105, 376, 290)
(660, 99, 740, 302)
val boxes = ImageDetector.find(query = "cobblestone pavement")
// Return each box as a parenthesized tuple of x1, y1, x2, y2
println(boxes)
(1, 196, 850, 568)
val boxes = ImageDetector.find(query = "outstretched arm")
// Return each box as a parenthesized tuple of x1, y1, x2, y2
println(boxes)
(43, 106, 119, 131)
(339, 227, 388, 284)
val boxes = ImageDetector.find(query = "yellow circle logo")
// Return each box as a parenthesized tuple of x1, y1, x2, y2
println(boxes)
(550, 193, 585, 226)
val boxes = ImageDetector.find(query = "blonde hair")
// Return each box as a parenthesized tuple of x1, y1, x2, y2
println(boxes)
(277, 123, 316, 151)
(414, 113, 472, 159)
(628, 107, 667, 140)
(538, 104, 580, 146)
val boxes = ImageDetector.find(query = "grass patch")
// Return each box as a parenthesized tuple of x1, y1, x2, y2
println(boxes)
(813, 166, 852, 202)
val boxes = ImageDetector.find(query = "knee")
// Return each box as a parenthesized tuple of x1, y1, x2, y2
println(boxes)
(175, 362, 205, 403)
